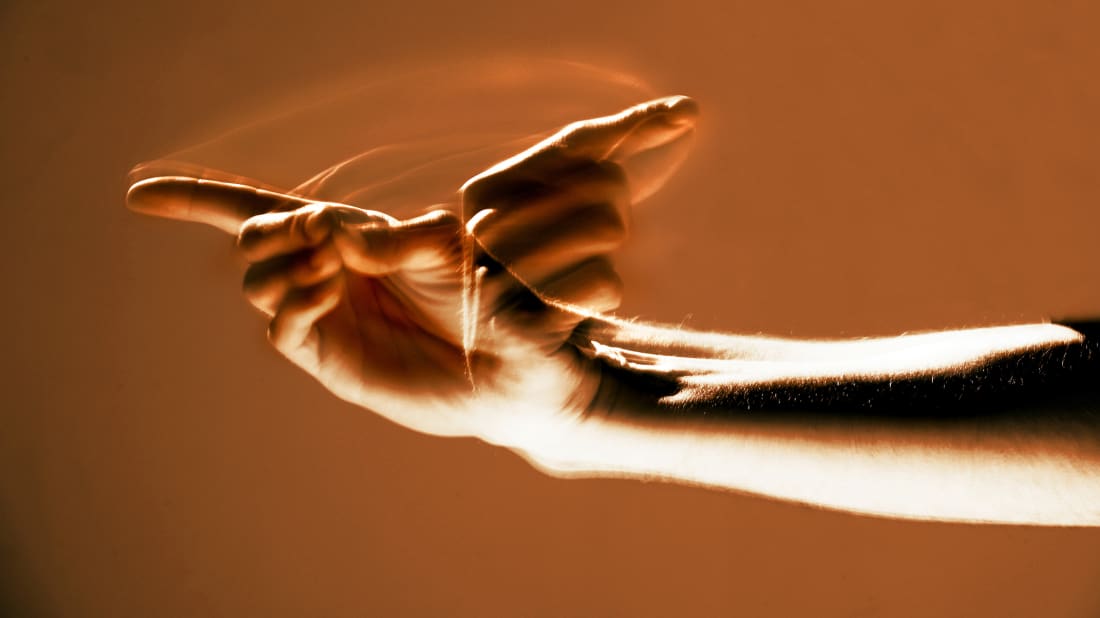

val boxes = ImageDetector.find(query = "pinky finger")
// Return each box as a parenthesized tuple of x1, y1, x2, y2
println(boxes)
(268, 276, 344, 362)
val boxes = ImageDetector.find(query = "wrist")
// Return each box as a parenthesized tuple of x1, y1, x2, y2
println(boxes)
(470, 348, 604, 450)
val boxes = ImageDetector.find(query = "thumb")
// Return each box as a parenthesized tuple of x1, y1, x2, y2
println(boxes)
(461, 95, 698, 207)
(557, 95, 699, 163)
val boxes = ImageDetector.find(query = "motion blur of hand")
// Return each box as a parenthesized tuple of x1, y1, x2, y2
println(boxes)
(127, 96, 698, 444)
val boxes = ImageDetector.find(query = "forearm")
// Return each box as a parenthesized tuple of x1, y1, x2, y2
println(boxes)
(526, 390, 1100, 525)
(582, 314, 1085, 366)
(524, 320, 1100, 525)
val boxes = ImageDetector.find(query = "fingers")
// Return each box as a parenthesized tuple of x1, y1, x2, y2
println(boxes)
(236, 203, 397, 312)
(243, 244, 343, 316)
(238, 205, 344, 320)
(240, 203, 456, 363)
(238, 203, 390, 263)
(457, 96, 697, 333)
(238, 203, 460, 318)
(556, 95, 699, 162)
(480, 253, 623, 315)
(473, 199, 626, 294)
(531, 256, 623, 313)
(127, 175, 316, 235)
(461, 95, 698, 209)
(237, 204, 457, 277)
(464, 158, 629, 236)
(238, 204, 334, 262)
(465, 159, 627, 317)
(333, 210, 462, 276)
(478, 284, 582, 353)
(473, 256, 621, 356)
(268, 277, 344, 361)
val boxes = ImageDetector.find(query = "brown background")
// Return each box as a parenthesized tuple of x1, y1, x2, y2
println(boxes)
(3, 0, 1100, 616)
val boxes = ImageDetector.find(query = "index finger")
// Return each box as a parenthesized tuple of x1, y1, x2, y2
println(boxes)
(127, 163, 314, 234)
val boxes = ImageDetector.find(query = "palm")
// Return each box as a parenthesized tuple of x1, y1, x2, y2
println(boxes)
(314, 256, 471, 408)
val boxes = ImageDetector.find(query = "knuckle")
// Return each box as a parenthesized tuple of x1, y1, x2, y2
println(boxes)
(405, 209, 462, 246)
(462, 174, 489, 199)
(585, 270, 624, 313)
(241, 263, 267, 294)
(236, 214, 274, 251)
(462, 175, 501, 211)
(296, 204, 332, 243)
(356, 224, 400, 270)
(420, 208, 461, 230)
(466, 207, 498, 238)
(242, 269, 277, 313)
(600, 270, 624, 309)
(582, 256, 624, 309)
(540, 256, 623, 312)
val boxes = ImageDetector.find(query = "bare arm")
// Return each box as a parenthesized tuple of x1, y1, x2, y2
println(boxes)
(455, 98, 1100, 525)
(516, 317, 1100, 526)
(129, 95, 1100, 526)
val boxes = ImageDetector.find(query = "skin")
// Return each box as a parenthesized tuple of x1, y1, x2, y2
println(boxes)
(128, 96, 1100, 525)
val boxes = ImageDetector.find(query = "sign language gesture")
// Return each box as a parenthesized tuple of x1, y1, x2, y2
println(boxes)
(127, 96, 1100, 525)
(127, 96, 699, 442)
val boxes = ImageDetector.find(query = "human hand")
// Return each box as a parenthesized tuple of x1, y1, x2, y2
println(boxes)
(126, 96, 698, 444)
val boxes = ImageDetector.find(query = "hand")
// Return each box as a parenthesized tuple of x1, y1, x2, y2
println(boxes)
(127, 96, 698, 444)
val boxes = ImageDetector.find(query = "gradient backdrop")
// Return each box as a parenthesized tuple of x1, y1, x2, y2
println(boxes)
(2, 1, 1100, 616)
